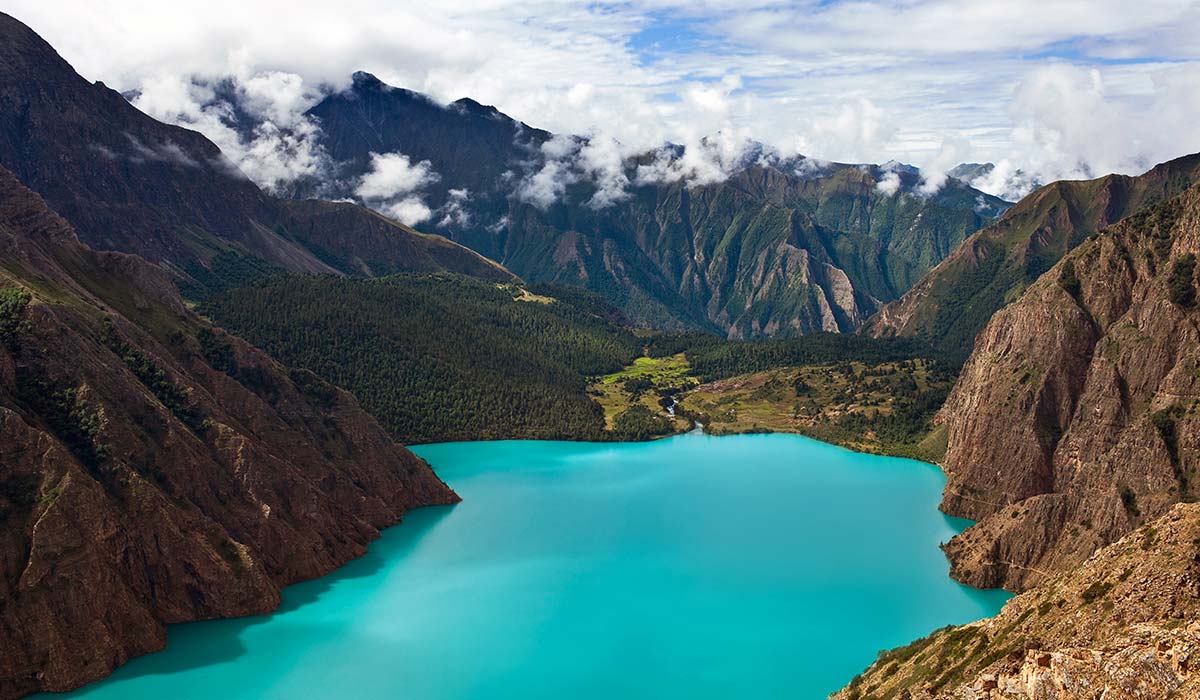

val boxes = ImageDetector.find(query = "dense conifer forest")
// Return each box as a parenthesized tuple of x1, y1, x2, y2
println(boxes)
(202, 274, 643, 443)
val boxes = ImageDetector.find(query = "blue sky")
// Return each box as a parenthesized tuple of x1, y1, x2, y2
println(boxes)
(10, 0, 1200, 199)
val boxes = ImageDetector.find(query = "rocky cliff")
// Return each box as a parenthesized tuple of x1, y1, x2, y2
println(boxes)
(0, 13, 512, 287)
(865, 154, 1200, 363)
(934, 182, 1200, 592)
(0, 167, 459, 699)
(834, 502, 1200, 700)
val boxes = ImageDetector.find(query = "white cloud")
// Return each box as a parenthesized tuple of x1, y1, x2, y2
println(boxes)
(516, 133, 635, 209)
(578, 135, 632, 208)
(517, 135, 582, 209)
(875, 171, 901, 196)
(123, 133, 200, 167)
(438, 188, 473, 227)
(966, 63, 1200, 199)
(354, 152, 440, 225)
(384, 197, 434, 227)
(566, 83, 595, 107)
(796, 99, 896, 165)
(133, 70, 327, 193)
(488, 215, 509, 234)
(636, 130, 760, 188)
(9, 0, 1200, 197)
(355, 152, 439, 199)
(916, 136, 969, 196)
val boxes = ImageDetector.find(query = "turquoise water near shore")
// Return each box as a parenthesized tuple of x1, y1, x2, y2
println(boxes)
(57, 432, 1009, 699)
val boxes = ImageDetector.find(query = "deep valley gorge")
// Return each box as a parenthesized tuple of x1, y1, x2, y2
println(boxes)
(1, 6, 1200, 700)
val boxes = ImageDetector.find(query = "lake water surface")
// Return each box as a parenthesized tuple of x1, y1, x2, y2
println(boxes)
(59, 432, 1009, 699)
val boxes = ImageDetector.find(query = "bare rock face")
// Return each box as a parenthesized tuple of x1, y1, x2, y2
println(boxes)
(834, 502, 1200, 700)
(0, 168, 459, 699)
(935, 183, 1200, 592)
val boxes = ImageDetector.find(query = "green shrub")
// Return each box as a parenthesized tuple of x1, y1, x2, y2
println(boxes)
(1119, 486, 1140, 517)
(612, 405, 673, 441)
(0, 286, 32, 349)
(1168, 254, 1196, 308)
(1151, 406, 1181, 460)
(102, 319, 207, 433)
(288, 368, 338, 408)
(621, 377, 654, 397)
(1058, 260, 1082, 299)
(197, 327, 236, 374)
(1080, 580, 1112, 604)
(15, 374, 109, 472)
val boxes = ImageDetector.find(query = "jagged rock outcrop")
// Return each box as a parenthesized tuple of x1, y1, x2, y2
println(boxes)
(0, 166, 459, 699)
(833, 502, 1200, 700)
(0, 13, 513, 286)
(935, 183, 1200, 592)
(865, 154, 1200, 363)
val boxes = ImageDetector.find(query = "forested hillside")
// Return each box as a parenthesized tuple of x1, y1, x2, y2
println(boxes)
(646, 331, 943, 381)
(204, 272, 957, 449)
(202, 274, 642, 443)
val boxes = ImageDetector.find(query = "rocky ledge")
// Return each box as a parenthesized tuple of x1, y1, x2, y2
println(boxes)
(835, 502, 1200, 700)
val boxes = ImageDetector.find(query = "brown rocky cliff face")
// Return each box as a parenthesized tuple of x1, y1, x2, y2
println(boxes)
(935, 184, 1200, 592)
(0, 169, 459, 700)
(834, 503, 1200, 700)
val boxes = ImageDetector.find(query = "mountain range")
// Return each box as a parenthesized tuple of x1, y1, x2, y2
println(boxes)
(4, 8, 1200, 700)
(0, 15, 512, 289)
(183, 69, 1013, 335)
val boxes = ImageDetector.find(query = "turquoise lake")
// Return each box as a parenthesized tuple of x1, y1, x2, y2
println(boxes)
(57, 432, 1010, 699)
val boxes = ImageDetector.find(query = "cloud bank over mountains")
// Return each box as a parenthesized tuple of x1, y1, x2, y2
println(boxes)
(20, 0, 1200, 203)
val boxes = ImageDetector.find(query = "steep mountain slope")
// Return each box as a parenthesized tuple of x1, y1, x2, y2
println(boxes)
(835, 502, 1200, 700)
(0, 166, 458, 699)
(302, 74, 1008, 335)
(502, 161, 1005, 336)
(866, 154, 1200, 363)
(0, 13, 512, 286)
(934, 182, 1200, 593)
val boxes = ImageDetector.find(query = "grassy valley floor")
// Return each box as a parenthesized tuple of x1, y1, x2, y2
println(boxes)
(588, 353, 954, 461)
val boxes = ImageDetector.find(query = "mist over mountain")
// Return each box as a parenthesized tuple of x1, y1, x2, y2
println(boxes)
(0, 14, 513, 289)
(144, 70, 1010, 335)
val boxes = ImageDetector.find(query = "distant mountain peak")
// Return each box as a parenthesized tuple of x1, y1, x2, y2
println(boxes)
(879, 160, 920, 175)
(947, 162, 994, 181)
(452, 96, 503, 118)
(350, 70, 386, 90)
